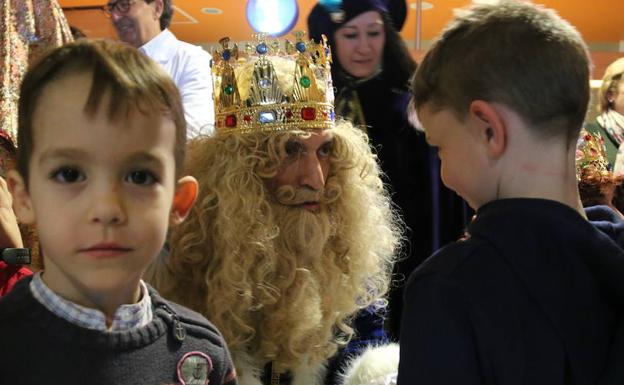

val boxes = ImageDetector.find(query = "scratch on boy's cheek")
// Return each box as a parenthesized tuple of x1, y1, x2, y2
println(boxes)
(520, 162, 538, 173)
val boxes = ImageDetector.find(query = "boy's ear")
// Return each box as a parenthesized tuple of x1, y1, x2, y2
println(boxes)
(469, 100, 507, 159)
(170, 175, 198, 226)
(6, 169, 35, 225)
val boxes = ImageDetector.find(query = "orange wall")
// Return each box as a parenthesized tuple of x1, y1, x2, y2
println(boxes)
(63, 2, 622, 79)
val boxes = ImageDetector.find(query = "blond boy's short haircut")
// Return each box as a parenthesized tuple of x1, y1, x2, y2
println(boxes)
(17, 39, 186, 183)
(411, 0, 590, 141)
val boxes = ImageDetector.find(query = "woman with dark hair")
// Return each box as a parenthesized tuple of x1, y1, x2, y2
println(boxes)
(308, 0, 468, 340)
(309, 0, 414, 131)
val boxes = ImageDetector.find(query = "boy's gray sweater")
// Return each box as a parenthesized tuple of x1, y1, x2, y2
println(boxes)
(0, 276, 238, 385)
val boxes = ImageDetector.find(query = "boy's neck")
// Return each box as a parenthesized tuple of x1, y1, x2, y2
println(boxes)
(493, 136, 586, 218)
(40, 270, 143, 326)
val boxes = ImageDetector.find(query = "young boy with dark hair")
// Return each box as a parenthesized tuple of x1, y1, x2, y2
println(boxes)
(0, 39, 237, 385)
(399, 1, 624, 384)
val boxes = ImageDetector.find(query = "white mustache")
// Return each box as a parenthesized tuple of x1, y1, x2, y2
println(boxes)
(275, 186, 322, 206)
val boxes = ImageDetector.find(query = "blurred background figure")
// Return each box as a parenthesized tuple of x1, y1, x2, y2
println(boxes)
(576, 129, 624, 216)
(585, 57, 624, 168)
(107, 0, 215, 138)
(1, 0, 73, 139)
(308, 0, 468, 340)
(0, 0, 71, 294)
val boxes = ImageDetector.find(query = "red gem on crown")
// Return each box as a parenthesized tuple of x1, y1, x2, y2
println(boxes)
(225, 115, 237, 127)
(301, 107, 316, 121)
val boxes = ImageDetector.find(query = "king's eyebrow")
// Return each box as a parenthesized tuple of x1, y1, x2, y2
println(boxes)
(321, 138, 334, 147)
(286, 141, 306, 155)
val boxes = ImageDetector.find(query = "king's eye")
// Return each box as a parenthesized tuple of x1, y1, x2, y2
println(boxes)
(318, 141, 334, 157)
(284, 140, 304, 157)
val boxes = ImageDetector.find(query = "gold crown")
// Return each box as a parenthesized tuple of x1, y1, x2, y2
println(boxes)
(576, 129, 611, 180)
(211, 32, 335, 135)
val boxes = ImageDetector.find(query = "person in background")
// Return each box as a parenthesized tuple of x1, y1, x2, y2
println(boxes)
(107, 0, 214, 138)
(0, 39, 237, 385)
(0, 0, 74, 290)
(0, 0, 73, 139)
(0, 173, 31, 297)
(307, 0, 468, 340)
(398, 1, 624, 384)
(146, 33, 402, 385)
(576, 129, 624, 216)
(585, 57, 624, 168)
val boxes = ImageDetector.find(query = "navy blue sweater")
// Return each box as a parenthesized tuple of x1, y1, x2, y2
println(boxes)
(398, 199, 624, 385)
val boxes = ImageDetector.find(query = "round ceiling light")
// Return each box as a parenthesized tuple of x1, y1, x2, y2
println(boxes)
(246, 0, 299, 37)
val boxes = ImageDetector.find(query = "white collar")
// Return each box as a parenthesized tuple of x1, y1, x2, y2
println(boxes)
(139, 29, 178, 63)
(30, 272, 153, 332)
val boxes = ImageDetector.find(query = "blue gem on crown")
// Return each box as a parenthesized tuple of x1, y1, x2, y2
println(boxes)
(256, 42, 268, 55)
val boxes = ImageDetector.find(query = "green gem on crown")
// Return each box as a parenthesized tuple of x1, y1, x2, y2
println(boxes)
(299, 76, 311, 88)
(224, 85, 234, 95)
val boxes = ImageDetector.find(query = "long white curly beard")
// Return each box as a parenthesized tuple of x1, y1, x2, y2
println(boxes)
(248, 186, 339, 371)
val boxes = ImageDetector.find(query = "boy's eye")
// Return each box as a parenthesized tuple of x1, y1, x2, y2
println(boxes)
(125, 170, 157, 185)
(51, 167, 85, 183)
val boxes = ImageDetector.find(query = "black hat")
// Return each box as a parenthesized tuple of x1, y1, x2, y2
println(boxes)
(307, 0, 407, 42)
(387, 0, 407, 30)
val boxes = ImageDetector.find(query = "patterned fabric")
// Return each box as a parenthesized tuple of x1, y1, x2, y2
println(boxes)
(0, 0, 72, 140)
(334, 69, 382, 134)
(30, 272, 153, 332)
(597, 109, 624, 147)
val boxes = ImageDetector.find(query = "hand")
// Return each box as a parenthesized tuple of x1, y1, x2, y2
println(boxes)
(0, 176, 22, 248)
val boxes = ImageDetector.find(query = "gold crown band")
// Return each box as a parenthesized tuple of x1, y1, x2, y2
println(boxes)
(212, 32, 335, 135)
(215, 103, 335, 134)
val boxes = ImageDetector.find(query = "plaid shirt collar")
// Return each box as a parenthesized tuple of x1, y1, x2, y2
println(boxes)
(29, 272, 153, 332)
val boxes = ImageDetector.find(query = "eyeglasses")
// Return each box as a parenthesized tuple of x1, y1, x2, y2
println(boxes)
(104, 0, 137, 16)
